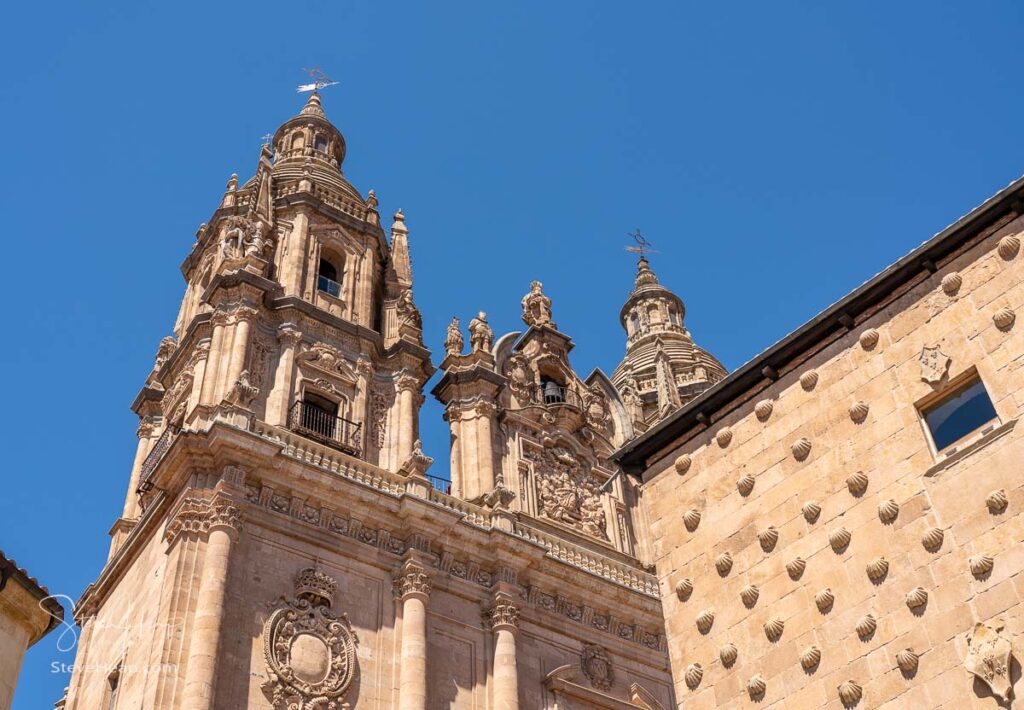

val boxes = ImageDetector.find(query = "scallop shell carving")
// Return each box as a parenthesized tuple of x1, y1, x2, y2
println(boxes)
(675, 577, 693, 601)
(800, 645, 822, 671)
(866, 557, 889, 582)
(719, 642, 738, 667)
(878, 498, 900, 524)
(941, 271, 963, 295)
(922, 526, 944, 552)
(696, 609, 715, 634)
(786, 557, 807, 580)
(846, 471, 869, 496)
(896, 648, 919, 674)
(685, 663, 703, 690)
(986, 489, 1009, 513)
(994, 307, 1016, 330)
(683, 508, 702, 532)
(998, 233, 1021, 260)
(740, 584, 760, 607)
(859, 328, 879, 350)
(815, 587, 835, 613)
(802, 501, 822, 523)
(715, 551, 733, 576)
(800, 370, 819, 391)
(764, 616, 785, 642)
(716, 426, 733, 448)
(829, 526, 852, 552)
(747, 674, 766, 699)
(905, 586, 928, 610)
(849, 400, 869, 423)
(791, 437, 812, 461)
(758, 526, 779, 552)
(755, 399, 774, 421)
(838, 680, 863, 706)
(970, 554, 995, 578)
(673, 453, 692, 475)
(855, 613, 877, 640)
(737, 473, 756, 496)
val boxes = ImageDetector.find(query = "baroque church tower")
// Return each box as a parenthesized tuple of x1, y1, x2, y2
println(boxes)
(64, 93, 678, 709)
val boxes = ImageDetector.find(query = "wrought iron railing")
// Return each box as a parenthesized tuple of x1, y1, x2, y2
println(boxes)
(136, 426, 179, 494)
(534, 384, 582, 408)
(288, 400, 361, 456)
(426, 474, 452, 494)
(317, 275, 342, 298)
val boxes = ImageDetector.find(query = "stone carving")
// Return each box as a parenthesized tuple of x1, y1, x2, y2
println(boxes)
(829, 526, 851, 552)
(444, 317, 464, 357)
(675, 578, 693, 601)
(583, 384, 612, 432)
(849, 400, 870, 423)
(993, 306, 1016, 330)
(801, 645, 821, 671)
(506, 353, 535, 404)
(970, 554, 995, 578)
(815, 588, 835, 613)
(297, 343, 356, 380)
(905, 586, 928, 611)
(737, 473, 756, 497)
(683, 509, 702, 532)
(151, 336, 177, 376)
(837, 680, 862, 706)
(467, 311, 494, 353)
(165, 496, 242, 544)
(846, 471, 869, 496)
(221, 215, 269, 260)
(919, 345, 951, 385)
(856, 613, 877, 640)
(964, 620, 1014, 701)
(369, 388, 388, 448)
(673, 453, 692, 475)
(764, 616, 785, 642)
(878, 499, 899, 524)
(941, 271, 963, 295)
(747, 674, 766, 699)
(800, 370, 819, 391)
(896, 648, 919, 675)
(791, 437, 812, 461)
(714, 552, 733, 576)
(859, 328, 879, 350)
(684, 663, 703, 690)
(580, 644, 613, 691)
(261, 568, 357, 710)
(530, 445, 607, 539)
(754, 399, 773, 421)
(695, 609, 715, 634)
(786, 557, 807, 580)
(998, 233, 1021, 260)
(521, 280, 554, 327)
(396, 289, 422, 329)
(483, 593, 520, 630)
(715, 426, 733, 448)
(394, 560, 432, 600)
(986, 489, 1009, 514)
(802, 501, 821, 523)
(922, 527, 944, 552)
(740, 585, 760, 608)
(758, 526, 779, 552)
(719, 643, 738, 667)
(866, 557, 889, 583)
(228, 369, 259, 406)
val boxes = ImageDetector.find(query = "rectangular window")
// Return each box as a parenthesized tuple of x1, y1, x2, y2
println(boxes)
(920, 376, 999, 453)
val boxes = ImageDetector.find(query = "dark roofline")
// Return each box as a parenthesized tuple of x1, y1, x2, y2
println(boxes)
(613, 174, 1024, 475)
(0, 549, 65, 639)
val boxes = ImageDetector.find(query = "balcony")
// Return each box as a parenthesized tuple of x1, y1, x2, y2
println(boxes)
(535, 383, 582, 408)
(317, 274, 342, 298)
(288, 400, 362, 456)
(136, 426, 179, 495)
(426, 474, 452, 494)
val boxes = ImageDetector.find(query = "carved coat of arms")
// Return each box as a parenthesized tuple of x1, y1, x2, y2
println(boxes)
(919, 345, 951, 385)
(964, 620, 1014, 701)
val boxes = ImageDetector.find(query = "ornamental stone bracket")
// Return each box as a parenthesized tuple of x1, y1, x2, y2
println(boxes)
(964, 619, 1015, 702)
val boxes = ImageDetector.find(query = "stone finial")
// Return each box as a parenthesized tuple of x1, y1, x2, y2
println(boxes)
(391, 208, 407, 234)
(226, 173, 239, 191)
(468, 311, 494, 353)
(365, 188, 379, 210)
(521, 280, 554, 327)
(300, 90, 326, 117)
(444, 316, 464, 357)
(400, 440, 434, 478)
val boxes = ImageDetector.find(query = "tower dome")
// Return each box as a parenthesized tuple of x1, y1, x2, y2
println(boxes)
(611, 257, 726, 430)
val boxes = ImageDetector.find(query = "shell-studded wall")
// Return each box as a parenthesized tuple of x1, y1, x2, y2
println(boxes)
(642, 216, 1024, 707)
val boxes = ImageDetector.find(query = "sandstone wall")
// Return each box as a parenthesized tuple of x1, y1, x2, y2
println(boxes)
(641, 218, 1024, 707)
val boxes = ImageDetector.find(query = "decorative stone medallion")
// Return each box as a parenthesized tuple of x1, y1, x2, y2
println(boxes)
(262, 568, 358, 709)
(964, 620, 1014, 701)
(919, 345, 951, 385)
(581, 643, 614, 691)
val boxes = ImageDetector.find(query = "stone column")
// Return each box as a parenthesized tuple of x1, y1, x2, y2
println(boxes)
(446, 406, 464, 498)
(201, 312, 230, 405)
(224, 306, 256, 393)
(279, 209, 310, 298)
(266, 323, 302, 427)
(395, 372, 420, 466)
(187, 340, 212, 413)
(485, 590, 520, 710)
(180, 497, 242, 710)
(394, 557, 431, 710)
(353, 359, 373, 453)
(474, 401, 497, 496)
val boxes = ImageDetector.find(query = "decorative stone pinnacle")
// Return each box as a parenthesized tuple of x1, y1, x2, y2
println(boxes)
(300, 91, 326, 117)
(635, 256, 659, 287)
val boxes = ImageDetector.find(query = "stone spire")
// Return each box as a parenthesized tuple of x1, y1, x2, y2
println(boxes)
(390, 209, 412, 287)
(611, 257, 726, 430)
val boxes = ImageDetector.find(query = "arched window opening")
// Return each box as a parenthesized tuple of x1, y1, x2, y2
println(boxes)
(291, 131, 305, 150)
(314, 135, 328, 152)
(647, 303, 662, 324)
(300, 393, 339, 440)
(540, 376, 567, 404)
(317, 256, 342, 297)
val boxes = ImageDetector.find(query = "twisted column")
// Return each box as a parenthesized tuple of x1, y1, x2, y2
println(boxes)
(394, 557, 432, 709)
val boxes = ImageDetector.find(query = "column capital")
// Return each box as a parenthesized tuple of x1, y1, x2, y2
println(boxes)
(164, 494, 243, 545)
(483, 590, 520, 633)
(394, 558, 432, 601)
(395, 371, 421, 393)
(277, 322, 303, 346)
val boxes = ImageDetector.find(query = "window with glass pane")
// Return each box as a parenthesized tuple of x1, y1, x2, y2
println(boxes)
(922, 378, 998, 451)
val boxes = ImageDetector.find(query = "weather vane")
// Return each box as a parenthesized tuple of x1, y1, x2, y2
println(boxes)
(297, 67, 339, 94)
(260, 132, 272, 145)
(625, 228, 657, 259)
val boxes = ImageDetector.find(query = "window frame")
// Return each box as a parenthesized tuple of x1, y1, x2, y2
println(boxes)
(917, 369, 1000, 458)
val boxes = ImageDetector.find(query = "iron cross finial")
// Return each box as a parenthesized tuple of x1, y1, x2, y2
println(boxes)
(297, 67, 340, 93)
(625, 228, 657, 259)
(261, 133, 273, 145)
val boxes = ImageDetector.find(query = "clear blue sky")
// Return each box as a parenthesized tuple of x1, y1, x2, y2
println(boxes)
(3, 2, 1023, 706)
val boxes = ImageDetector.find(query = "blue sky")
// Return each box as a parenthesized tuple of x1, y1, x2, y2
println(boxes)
(3, 1, 1023, 706)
